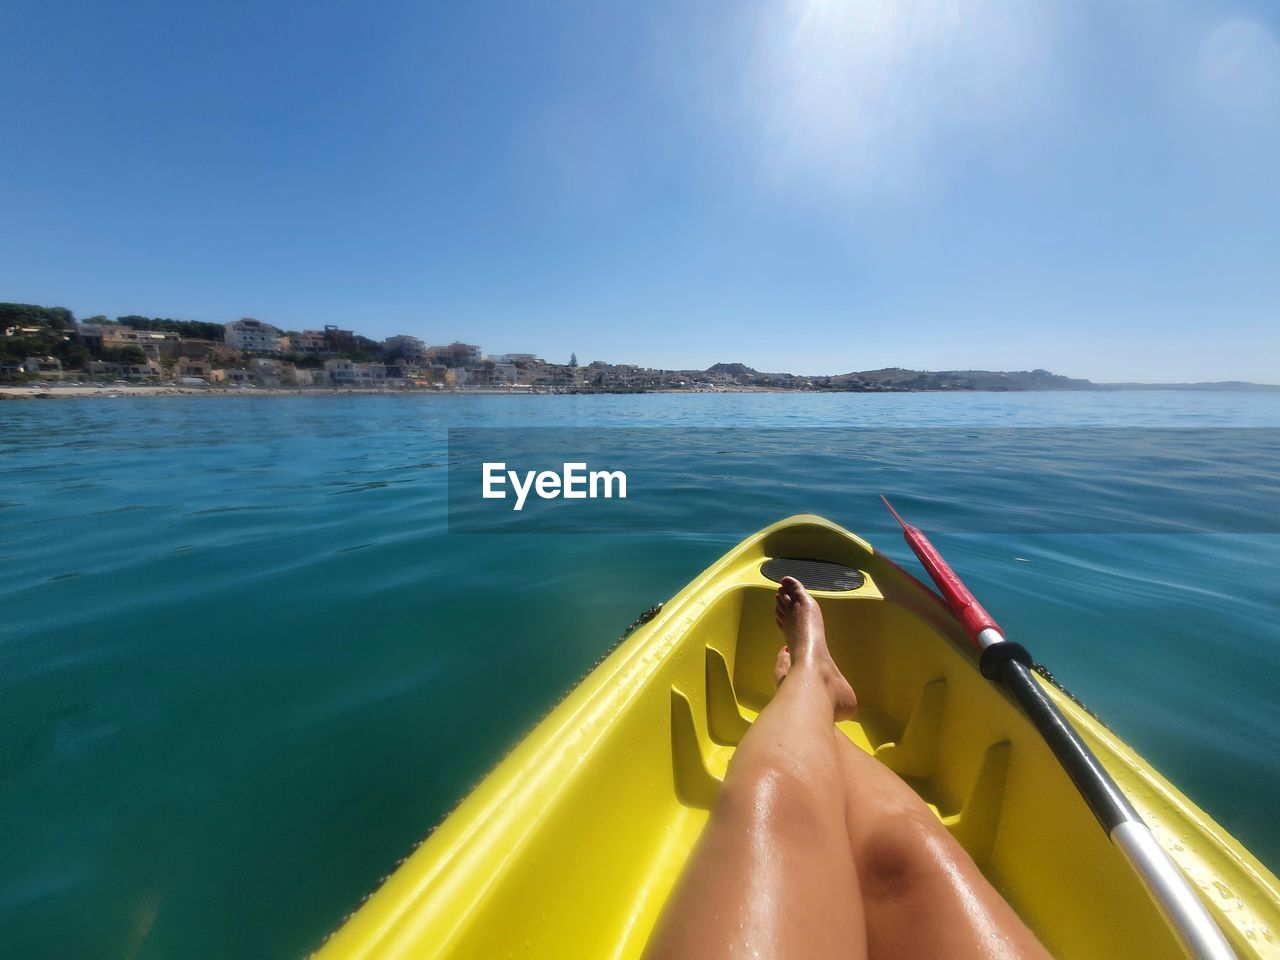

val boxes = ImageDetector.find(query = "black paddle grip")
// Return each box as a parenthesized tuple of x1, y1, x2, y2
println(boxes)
(978, 641, 1033, 679)
(992, 656, 1142, 835)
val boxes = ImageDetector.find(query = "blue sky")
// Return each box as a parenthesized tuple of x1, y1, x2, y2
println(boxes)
(2, 0, 1278, 381)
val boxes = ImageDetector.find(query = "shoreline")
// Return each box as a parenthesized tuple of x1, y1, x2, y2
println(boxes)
(3, 383, 1277, 400)
(3, 385, 791, 398)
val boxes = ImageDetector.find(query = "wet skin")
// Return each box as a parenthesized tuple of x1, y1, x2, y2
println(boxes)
(643, 577, 1054, 960)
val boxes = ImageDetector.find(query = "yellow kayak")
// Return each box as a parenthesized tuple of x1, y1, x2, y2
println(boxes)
(317, 515, 1280, 959)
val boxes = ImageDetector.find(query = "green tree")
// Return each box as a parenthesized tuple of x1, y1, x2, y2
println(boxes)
(100, 345, 147, 365)
(569, 352, 578, 367)
(116, 316, 225, 341)
(0, 302, 75, 331)
(60, 343, 91, 368)
(0, 303, 66, 363)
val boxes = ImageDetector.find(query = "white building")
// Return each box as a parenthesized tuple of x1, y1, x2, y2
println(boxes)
(87, 359, 161, 380)
(428, 342, 483, 366)
(225, 318, 282, 353)
(383, 335, 427, 358)
(324, 358, 387, 386)
(492, 363, 521, 384)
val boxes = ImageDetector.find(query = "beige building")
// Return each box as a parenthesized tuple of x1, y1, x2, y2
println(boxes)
(282, 330, 329, 354)
(211, 368, 254, 384)
(175, 338, 216, 360)
(101, 324, 178, 361)
(23, 356, 67, 379)
(177, 358, 211, 380)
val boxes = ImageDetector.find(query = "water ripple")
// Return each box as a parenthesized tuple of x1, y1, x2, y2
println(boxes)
(0, 392, 1277, 960)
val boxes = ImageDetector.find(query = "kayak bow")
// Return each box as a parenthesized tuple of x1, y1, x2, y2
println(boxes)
(316, 515, 1278, 960)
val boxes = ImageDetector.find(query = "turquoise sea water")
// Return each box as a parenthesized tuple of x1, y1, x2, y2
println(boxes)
(2, 392, 1278, 958)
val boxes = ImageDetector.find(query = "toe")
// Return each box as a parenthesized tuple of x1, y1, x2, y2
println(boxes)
(779, 576, 809, 605)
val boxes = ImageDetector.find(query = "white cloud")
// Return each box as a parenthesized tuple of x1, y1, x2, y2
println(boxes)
(731, 0, 1062, 200)
(1197, 18, 1280, 123)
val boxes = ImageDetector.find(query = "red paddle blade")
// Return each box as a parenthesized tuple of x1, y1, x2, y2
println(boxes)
(880, 496, 1002, 647)
(881, 494, 909, 530)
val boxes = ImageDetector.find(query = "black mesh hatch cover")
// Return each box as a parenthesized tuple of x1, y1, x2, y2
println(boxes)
(760, 558, 865, 592)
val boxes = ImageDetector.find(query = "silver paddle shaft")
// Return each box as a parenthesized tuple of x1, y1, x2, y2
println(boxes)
(976, 627, 1237, 960)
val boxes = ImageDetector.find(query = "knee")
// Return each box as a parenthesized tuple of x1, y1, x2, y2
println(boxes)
(716, 764, 830, 838)
(856, 808, 946, 900)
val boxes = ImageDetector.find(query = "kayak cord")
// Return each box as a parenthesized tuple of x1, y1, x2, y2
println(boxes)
(881, 497, 1238, 960)
(621, 603, 664, 640)
(1029, 661, 1102, 724)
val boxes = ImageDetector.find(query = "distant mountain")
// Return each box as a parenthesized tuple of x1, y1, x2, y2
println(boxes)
(827, 368, 1093, 391)
(695, 364, 1277, 391)
(706, 362, 759, 377)
(1093, 380, 1280, 391)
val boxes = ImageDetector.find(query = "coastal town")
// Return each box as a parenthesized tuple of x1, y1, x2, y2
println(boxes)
(2, 302, 815, 392)
(6, 302, 1271, 395)
(1, 301, 1109, 395)
(3, 305, 614, 391)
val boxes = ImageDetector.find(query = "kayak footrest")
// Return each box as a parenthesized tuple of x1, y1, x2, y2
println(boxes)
(950, 741, 1012, 863)
(671, 689, 722, 809)
(760, 558, 865, 592)
(875, 677, 948, 778)
(872, 676, 1013, 865)
(706, 647, 751, 746)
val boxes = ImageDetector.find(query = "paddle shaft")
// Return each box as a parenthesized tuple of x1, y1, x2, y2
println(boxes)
(881, 498, 1237, 960)
(988, 646, 1235, 960)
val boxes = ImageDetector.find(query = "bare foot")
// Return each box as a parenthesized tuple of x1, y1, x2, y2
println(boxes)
(773, 576, 857, 721)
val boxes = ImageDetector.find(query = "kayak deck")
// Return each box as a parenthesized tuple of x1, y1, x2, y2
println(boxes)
(317, 516, 1280, 960)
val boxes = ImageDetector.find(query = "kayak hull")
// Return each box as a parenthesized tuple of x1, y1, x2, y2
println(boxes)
(318, 516, 1280, 959)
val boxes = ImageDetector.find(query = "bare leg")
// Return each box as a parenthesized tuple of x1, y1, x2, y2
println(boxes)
(773, 658, 1054, 959)
(838, 737, 1052, 959)
(644, 577, 868, 960)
